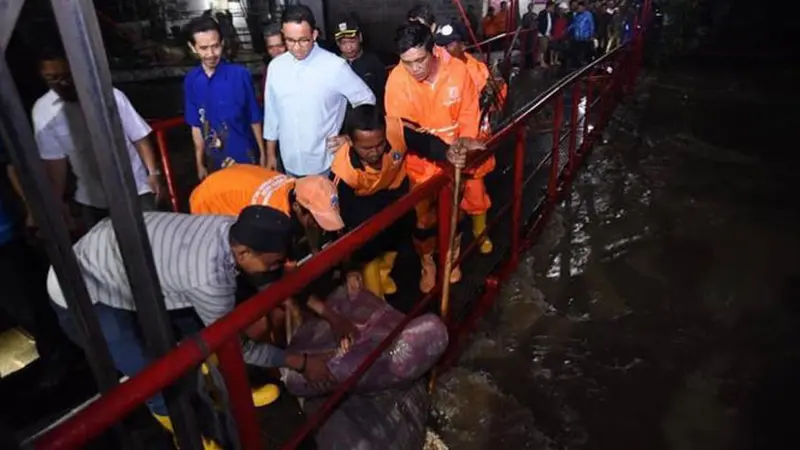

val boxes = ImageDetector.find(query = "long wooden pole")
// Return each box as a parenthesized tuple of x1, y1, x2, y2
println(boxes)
(430, 168, 463, 392)
(439, 169, 462, 321)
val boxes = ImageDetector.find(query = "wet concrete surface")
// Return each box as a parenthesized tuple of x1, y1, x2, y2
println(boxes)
(431, 65, 800, 450)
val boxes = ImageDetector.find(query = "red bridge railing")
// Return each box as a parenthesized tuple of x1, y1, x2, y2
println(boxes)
(33, 3, 650, 448)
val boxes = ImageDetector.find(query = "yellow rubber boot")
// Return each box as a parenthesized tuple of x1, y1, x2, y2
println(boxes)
(420, 253, 437, 294)
(379, 251, 398, 295)
(362, 258, 384, 299)
(252, 383, 281, 407)
(153, 413, 174, 434)
(450, 234, 462, 283)
(472, 213, 493, 254)
(152, 414, 223, 450)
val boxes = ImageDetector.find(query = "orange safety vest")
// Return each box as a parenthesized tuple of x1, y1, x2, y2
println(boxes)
(482, 16, 499, 38)
(331, 116, 407, 196)
(464, 52, 508, 139)
(385, 55, 480, 184)
(494, 12, 508, 34)
(189, 164, 294, 217)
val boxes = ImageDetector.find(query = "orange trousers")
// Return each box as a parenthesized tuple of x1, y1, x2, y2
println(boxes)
(407, 154, 494, 254)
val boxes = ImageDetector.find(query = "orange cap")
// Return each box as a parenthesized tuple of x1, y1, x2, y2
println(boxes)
(293, 176, 345, 232)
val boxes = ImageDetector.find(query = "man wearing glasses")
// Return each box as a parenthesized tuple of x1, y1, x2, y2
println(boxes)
(263, 5, 375, 177)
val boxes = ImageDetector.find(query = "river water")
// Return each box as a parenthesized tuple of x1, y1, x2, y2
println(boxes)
(430, 64, 800, 450)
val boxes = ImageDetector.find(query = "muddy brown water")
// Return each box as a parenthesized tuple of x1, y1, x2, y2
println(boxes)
(430, 65, 800, 450)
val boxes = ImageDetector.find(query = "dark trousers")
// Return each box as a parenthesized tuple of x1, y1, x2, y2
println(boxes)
(0, 237, 72, 362)
(567, 39, 595, 71)
(54, 302, 203, 415)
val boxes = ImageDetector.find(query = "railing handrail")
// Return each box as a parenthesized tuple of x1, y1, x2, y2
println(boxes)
(34, 41, 634, 449)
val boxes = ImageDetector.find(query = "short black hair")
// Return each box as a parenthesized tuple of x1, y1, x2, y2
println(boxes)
(395, 22, 435, 55)
(185, 16, 222, 44)
(345, 105, 386, 139)
(407, 3, 436, 26)
(282, 4, 317, 30)
(264, 22, 282, 38)
(38, 45, 67, 64)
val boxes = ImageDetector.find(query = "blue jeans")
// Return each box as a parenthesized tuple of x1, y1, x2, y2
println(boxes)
(53, 302, 201, 416)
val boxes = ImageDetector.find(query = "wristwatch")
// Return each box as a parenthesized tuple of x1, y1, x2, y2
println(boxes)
(148, 168, 162, 177)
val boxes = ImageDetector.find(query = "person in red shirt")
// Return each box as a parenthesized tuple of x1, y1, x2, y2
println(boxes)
(550, 3, 571, 66)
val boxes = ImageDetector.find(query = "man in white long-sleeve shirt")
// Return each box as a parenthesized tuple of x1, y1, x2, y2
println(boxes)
(263, 5, 376, 177)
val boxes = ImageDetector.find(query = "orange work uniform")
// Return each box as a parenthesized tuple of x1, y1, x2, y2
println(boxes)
(332, 116, 408, 196)
(464, 52, 509, 125)
(331, 116, 409, 299)
(385, 54, 485, 232)
(482, 15, 500, 38)
(459, 52, 509, 216)
(493, 12, 508, 35)
(189, 164, 294, 217)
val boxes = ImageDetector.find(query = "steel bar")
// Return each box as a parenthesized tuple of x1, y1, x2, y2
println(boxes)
(153, 131, 179, 212)
(548, 93, 564, 199)
(568, 82, 580, 174)
(509, 126, 526, 270)
(0, 56, 120, 392)
(0, 0, 24, 51)
(216, 339, 264, 450)
(0, 53, 128, 438)
(48, 0, 202, 448)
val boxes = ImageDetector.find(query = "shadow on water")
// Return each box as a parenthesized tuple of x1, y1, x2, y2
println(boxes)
(432, 64, 800, 450)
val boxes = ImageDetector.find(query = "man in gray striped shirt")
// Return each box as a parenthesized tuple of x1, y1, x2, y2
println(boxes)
(47, 206, 332, 419)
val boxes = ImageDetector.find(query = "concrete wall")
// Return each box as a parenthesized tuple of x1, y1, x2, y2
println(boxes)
(325, 0, 485, 53)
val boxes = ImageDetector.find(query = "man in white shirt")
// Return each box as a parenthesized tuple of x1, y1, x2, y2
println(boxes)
(263, 5, 376, 177)
(537, 1, 556, 68)
(32, 48, 162, 230)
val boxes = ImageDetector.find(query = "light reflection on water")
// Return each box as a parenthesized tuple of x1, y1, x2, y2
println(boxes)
(431, 69, 800, 450)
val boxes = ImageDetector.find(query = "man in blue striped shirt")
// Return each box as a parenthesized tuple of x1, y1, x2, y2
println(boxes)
(263, 5, 376, 177)
(47, 206, 333, 420)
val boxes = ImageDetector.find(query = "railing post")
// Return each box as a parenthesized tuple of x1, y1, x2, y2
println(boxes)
(509, 126, 526, 270)
(49, 0, 202, 448)
(583, 71, 595, 150)
(216, 339, 264, 450)
(437, 171, 455, 325)
(567, 82, 580, 175)
(154, 130, 180, 212)
(0, 47, 135, 447)
(548, 92, 563, 200)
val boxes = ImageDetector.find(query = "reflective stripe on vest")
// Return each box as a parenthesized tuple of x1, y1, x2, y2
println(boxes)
(251, 174, 293, 207)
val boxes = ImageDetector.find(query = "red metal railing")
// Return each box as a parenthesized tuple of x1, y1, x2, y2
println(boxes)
(34, 3, 650, 448)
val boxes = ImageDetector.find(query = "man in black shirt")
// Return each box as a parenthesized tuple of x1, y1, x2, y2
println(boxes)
(334, 20, 387, 113)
